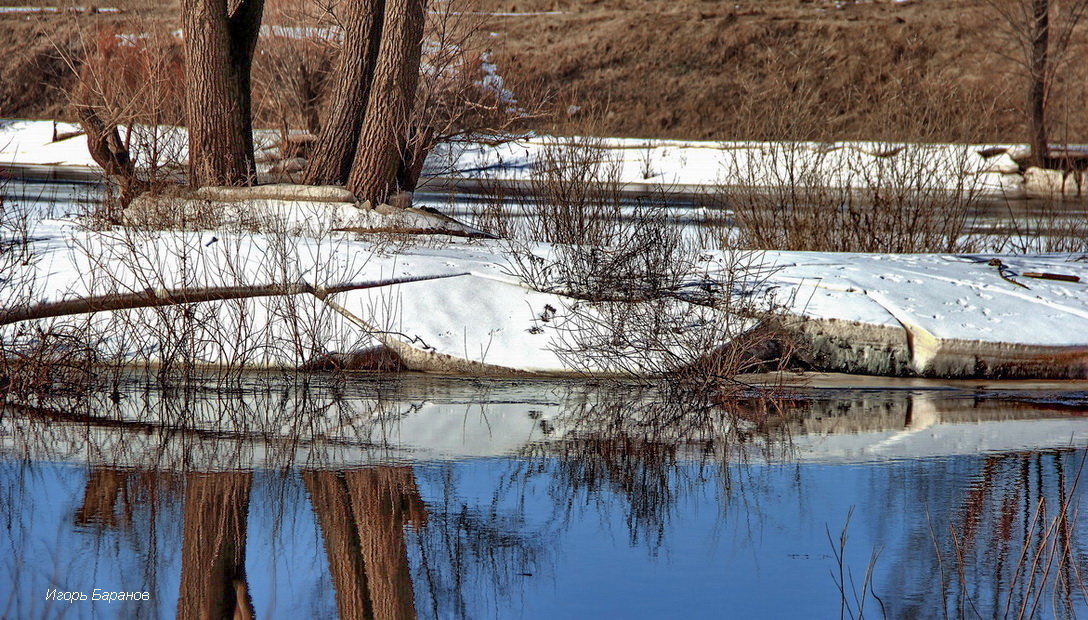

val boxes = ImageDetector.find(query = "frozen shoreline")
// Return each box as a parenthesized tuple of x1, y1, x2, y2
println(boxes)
(4, 118, 1079, 199)
(4, 215, 1086, 379)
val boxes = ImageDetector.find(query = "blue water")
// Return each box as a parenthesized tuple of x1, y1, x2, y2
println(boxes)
(1, 382, 1086, 619)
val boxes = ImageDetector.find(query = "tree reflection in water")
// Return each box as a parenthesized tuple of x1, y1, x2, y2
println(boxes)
(303, 468, 423, 620)
(0, 378, 1086, 617)
(177, 472, 254, 619)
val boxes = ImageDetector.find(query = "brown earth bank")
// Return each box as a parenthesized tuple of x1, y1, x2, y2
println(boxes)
(1, 0, 1086, 144)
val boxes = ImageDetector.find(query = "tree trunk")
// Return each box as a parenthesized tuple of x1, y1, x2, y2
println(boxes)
(183, 0, 264, 187)
(394, 125, 433, 193)
(176, 472, 254, 620)
(1029, 0, 1050, 167)
(303, 0, 386, 186)
(76, 106, 148, 208)
(347, 0, 428, 205)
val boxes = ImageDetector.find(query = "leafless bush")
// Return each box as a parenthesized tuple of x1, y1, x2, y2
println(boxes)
(252, 2, 336, 137)
(489, 137, 795, 395)
(59, 209, 374, 385)
(991, 196, 1088, 253)
(66, 23, 187, 208)
(399, 1, 548, 192)
(498, 137, 685, 301)
(721, 142, 987, 253)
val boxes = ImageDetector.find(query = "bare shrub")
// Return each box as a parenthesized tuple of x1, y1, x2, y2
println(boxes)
(1, 180, 117, 398)
(492, 136, 794, 395)
(497, 137, 678, 300)
(58, 208, 376, 385)
(67, 24, 187, 209)
(720, 142, 988, 253)
(252, 2, 336, 138)
(991, 196, 1088, 253)
(982, 0, 1088, 166)
(398, 2, 548, 192)
(0, 19, 81, 120)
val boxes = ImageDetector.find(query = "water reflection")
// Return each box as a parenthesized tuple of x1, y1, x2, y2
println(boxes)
(1, 377, 1086, 618)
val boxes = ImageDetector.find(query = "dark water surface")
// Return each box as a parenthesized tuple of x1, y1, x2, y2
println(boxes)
(2, 376, 1087, 619)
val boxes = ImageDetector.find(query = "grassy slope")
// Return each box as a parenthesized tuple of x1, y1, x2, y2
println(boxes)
(478, 0, 1088, 143)
(1, 0, 1085, 144)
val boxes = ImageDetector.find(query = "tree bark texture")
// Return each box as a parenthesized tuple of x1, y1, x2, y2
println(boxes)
(183, 0, 265, 187)
(395, 125, 432, 193)
(347, 0, 428, 204)
(304, 0, 386, 185)
(1029, 0, 1050, 167)
(176, 472, 254, 620)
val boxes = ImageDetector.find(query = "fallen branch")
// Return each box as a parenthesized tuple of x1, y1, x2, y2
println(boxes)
(0, 273, 468, 326)
(1021, 271, 1081, 283)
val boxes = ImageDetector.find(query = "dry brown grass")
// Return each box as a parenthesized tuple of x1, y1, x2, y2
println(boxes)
(4, 0, 1086, 145)
(479, 0, 1088, 144)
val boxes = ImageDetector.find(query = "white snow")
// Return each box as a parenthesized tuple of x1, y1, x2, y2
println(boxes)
(3, 119, 1088, 378)
(4, 211, 1087, 376)
(434, 135, 1027, 198)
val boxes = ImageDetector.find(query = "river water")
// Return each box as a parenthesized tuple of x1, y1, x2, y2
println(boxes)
(2, 375, 1087, 619)
(3, 178, 1088, 618)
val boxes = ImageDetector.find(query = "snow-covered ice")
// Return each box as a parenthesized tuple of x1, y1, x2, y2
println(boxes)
(4, 213, 1086, 377)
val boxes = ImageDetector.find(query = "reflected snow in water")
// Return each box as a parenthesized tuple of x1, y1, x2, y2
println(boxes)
(2, 376, 1087, 618)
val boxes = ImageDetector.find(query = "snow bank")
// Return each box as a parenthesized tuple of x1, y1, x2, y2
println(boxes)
(760, 252, 1088, 377)
(4, 120, 1088, 379)
(432, 135, 1028, 198)
(122, 189, 493, 238)
(4, 212, 1087, 378)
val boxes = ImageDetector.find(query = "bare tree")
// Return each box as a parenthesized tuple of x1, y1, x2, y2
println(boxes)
(395, 6, 546, 194)
(68, 26, 186, 208)
(347, 0, 428, 204)
(183, 0, 265, 186)
(986, 0, 1088, 167)
(1029, 0, 1051, 166)
(303, 0, 386, 185)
